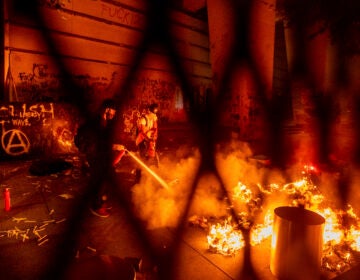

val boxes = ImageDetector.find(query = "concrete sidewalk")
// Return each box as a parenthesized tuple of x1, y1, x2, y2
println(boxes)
(0, 159, 32, 181)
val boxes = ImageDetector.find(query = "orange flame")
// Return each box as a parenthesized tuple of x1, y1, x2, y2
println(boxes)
(232, 181, 253, 203)
(205, 164, 360, 274)
(250, 210, 273, 246)
(207, 218, 245, 255)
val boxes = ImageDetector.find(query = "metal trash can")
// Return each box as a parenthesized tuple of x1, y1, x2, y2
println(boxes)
(270, 206, 325, 280)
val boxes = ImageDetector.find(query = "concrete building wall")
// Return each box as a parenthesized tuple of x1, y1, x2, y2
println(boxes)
(3, 0, 212, 120)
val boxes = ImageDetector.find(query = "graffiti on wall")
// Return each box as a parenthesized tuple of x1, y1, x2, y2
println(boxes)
(0, 103, 78, 158)
(122, 78, 213, 132)
(122, 105, 141, 136)
(15, 64, 184, 121)
(100, 3, 146, 28)
(15, 63, 110, 102)
(0, 103, 55, 125)
(0, 122, 30, 156)
(132, 77, 178, 119)
(12, 63, 200, 144)
(36, 0, 145, 28)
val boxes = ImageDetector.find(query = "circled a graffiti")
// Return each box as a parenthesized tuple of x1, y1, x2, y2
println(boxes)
(1, 129, 31, 156)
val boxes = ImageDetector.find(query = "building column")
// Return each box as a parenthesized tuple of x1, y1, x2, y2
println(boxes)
(206, 0, 275, 148)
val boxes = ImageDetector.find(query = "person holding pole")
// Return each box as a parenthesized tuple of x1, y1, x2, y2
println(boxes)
(75, 99, 125, 218)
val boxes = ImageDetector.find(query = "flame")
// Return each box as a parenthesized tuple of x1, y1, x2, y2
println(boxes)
(232, 181, 253, 203)
(204, 164, 360, 274)
(250, 209, 273, 246)
(207, 218, 245, 255)
(348, 226, 360, 251)
(316, 208, 343, 244)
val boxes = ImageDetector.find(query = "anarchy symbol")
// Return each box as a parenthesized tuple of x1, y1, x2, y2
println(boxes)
(1, 129, 31, 156)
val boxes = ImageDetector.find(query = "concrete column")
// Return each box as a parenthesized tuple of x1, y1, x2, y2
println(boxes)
(207, 0, 275, 143)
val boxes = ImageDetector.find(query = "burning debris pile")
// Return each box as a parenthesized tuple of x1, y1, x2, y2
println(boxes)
(207, 216, 244, 256)
(131, 143, 360, 275)
(191, 164, 360, 275)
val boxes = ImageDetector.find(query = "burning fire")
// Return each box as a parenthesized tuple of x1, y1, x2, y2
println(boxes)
(205, 164, 360, 275)
(250, 209, 273, 246)
(207, 217, 244, 256)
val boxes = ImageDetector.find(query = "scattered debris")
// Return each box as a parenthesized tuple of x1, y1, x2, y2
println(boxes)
(58, 193, 74, 199)
(38, 234, 48, 242)
(12, 217, 27, 223)
(55, 218, 66, 224)
(86, 246, 97, 253)
(38, 239, 49, 246)
(0, 217, 67, 246)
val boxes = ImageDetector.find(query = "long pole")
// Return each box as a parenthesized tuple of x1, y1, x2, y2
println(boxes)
(125, 149, 169, 190)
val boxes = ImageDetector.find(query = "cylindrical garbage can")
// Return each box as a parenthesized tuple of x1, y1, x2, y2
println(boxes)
(270, 206, 325, 280)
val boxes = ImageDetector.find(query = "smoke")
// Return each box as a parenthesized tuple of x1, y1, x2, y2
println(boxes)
(130, 140, 293, 229)
(131, 142, 261, 229)
(213, 140, 291, 219)
(215, 140, 288, 193)
(188, 172, 229, 218)
(131, 139, 358, 230)
(215, 140, 254, 189)
(131, 147, 201, 229)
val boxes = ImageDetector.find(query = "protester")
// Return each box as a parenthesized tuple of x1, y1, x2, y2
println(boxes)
(134, 103, 159, 182)
(75, 99, 125, 218)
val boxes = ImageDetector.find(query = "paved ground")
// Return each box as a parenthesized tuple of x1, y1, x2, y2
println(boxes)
(0, 125, 360, 280)
(0, 154, 276, 280)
